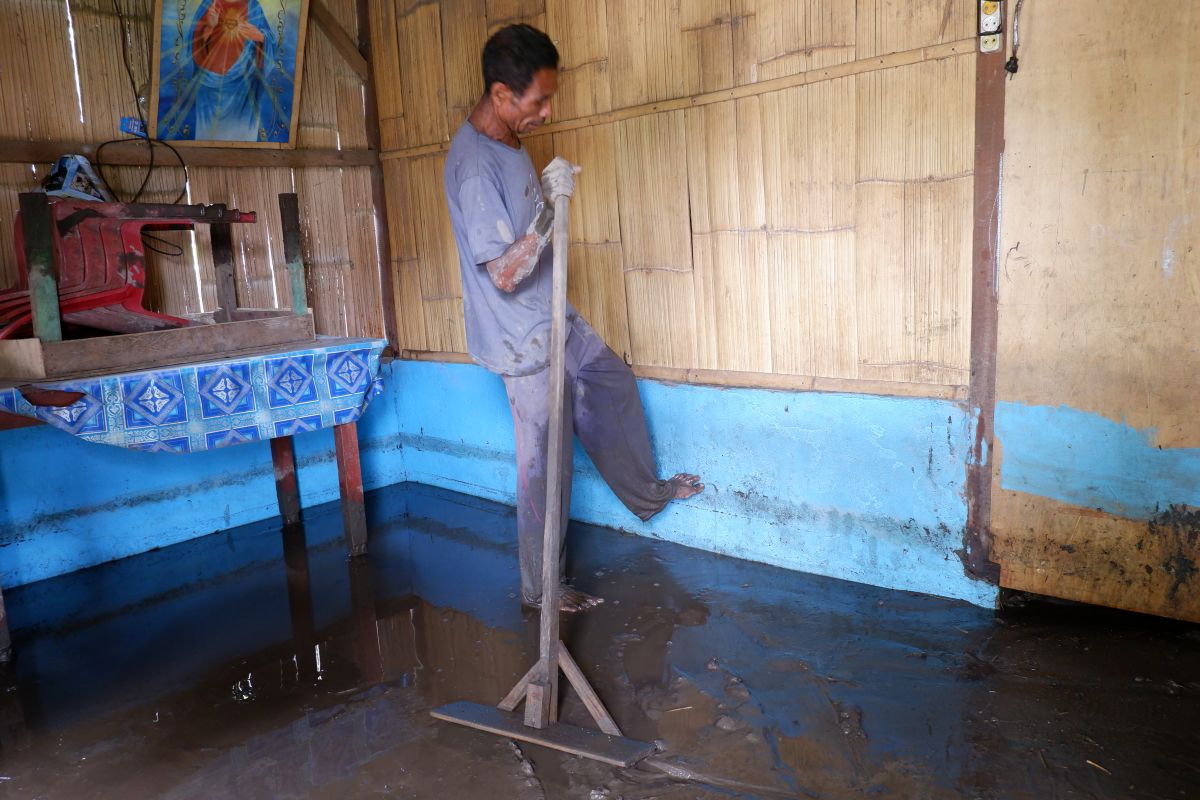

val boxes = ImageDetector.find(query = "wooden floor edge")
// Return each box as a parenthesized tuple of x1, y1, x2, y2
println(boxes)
(0, 139, 380, 168)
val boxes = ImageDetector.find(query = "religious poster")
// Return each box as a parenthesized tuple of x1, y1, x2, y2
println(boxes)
(150, 0, 311, 147)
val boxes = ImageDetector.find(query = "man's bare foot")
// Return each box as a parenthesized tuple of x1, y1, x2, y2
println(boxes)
(522, 586, 604, 614)
(669, 473, 704, 500)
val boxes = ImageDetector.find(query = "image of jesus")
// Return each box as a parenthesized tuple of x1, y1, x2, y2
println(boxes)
(156, 0, 296, 143)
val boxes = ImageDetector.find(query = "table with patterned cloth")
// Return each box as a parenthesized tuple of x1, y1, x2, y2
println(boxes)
(0, 336, 388, 663)
(0, 337, 387, 453)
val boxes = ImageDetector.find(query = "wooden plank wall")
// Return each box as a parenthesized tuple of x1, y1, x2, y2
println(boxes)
(372, 0, 977, 396)
(0, 0, 384, 338)
(991, 1, 1200, 620)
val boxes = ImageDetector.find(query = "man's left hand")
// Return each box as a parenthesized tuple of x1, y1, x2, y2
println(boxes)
(541, 156, 582, 202)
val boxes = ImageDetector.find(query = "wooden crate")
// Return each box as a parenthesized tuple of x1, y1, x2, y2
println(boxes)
(0, 314, 315, 381)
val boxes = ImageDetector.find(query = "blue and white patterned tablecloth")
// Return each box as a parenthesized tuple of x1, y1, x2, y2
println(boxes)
(0, 337, 387, 453)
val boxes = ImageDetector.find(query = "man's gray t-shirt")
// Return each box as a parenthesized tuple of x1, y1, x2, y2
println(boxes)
(444, 121, 568, 376)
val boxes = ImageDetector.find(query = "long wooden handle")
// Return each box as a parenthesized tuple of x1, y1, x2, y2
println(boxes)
(527, 193, 571, 728)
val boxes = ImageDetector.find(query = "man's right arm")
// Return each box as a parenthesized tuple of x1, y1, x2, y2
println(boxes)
(484, 201, 553, 293)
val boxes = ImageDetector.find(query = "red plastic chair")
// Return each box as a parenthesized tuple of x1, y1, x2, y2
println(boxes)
(2, 199, 256, 339)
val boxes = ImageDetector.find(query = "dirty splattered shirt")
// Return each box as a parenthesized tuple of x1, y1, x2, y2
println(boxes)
(444, 121, 572, 376)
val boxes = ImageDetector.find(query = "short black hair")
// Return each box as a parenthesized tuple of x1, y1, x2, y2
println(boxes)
(481, 24, 559, 98)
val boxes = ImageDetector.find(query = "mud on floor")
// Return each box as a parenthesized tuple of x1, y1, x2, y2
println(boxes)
(1, 483, 1198, 799)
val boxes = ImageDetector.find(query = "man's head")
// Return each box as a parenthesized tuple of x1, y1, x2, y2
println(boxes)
(481, 24, 559, 135)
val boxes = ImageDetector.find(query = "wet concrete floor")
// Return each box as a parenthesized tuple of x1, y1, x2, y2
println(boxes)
(0, 482, 1197, 799)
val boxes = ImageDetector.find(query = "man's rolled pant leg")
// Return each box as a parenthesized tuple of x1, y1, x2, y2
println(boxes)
(567, 318, 674, 521)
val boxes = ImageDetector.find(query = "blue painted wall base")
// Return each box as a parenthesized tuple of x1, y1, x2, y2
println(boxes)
(1, 360, 998, 608)
(397, 361, 996, 608)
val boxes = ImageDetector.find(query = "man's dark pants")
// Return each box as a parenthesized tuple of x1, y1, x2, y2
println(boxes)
(502, 315, 675, 604)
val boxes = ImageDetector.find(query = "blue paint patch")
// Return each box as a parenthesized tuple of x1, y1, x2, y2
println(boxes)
(996, 402, 1200, 519)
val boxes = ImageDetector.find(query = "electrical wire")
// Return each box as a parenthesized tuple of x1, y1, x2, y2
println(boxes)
(97, 0, 189, 205)
(1006, 0, 1026, 76)
(1012, 0, 1025, 54)
(97, 0, 190, 256)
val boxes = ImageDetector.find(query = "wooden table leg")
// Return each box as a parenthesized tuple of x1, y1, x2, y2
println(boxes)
(19, 192, 63, 344)
(278, 193, 309, 315)
(334, 421, 368, 557)
(270, 436, 303, 528)
(210, 221, 237, 323)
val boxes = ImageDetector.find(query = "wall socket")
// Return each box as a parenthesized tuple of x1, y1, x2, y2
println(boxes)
(980, 0, 1003, 52)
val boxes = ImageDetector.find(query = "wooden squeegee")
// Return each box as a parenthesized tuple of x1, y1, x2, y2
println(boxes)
(431, 191, 657, 767)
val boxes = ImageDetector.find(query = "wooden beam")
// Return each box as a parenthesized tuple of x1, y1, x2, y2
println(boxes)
(278, 193, 309, 315)
(964, 42, 1007, 582)
(558, 644, 621, 736)
(397, 350, 969, 401)
(211, 222, 237, 323)
(310, 0, 371, 82)
(357, 0, 399, 352)
(0, 139, 379, 168)
(0, 315, 315, 381)
(497, 663, 539, 712)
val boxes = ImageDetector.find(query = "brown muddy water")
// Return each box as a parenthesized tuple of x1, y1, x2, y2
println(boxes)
(0, 483, 1197, 799)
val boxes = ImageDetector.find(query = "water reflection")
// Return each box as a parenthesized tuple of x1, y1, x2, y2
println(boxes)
(0, 484, 1196, 800)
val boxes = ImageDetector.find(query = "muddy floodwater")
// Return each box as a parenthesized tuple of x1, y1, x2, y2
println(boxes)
(1, 483, 1197, 798)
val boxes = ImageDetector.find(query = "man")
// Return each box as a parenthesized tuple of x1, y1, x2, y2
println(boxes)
(443, 24, 703, 613)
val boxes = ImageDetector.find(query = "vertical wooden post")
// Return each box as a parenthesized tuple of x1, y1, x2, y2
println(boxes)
(525, 193, 571, 730)
(355, 0, 399, 351)
(210, 218, 237, 323)
(334, 420, 368, 557)
(278, 193, 308, 315)
(965, 39, 1007, 582)
(19, 192, 62, 343)
(270, 436, 303, 528)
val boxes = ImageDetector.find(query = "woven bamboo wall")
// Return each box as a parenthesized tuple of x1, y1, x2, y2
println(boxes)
(0, 0, 384, 338)
(374, 0, 976, 393)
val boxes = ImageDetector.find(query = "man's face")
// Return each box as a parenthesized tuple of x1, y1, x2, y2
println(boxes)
(498, 67, 557, 134)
